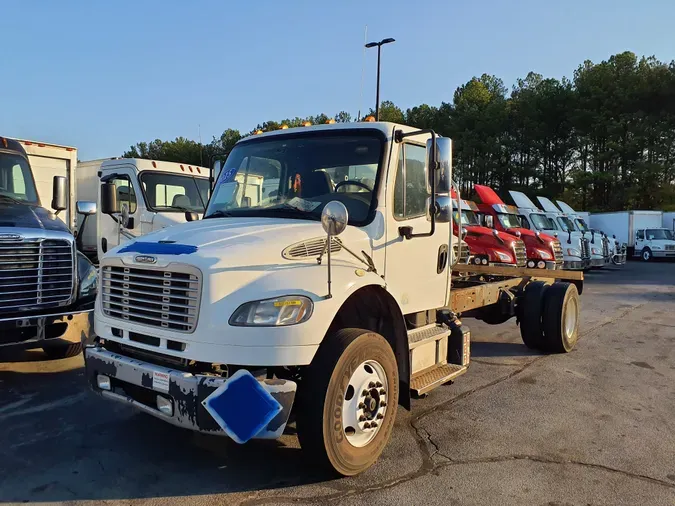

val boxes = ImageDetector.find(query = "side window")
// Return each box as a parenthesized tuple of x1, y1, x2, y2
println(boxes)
(111, 177, 137, 214)
(518, 215, 530, 230)
(392, 144, 429, 219)
(636, 230, 644, 240)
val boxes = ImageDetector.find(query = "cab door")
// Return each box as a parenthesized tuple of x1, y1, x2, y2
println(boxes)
(384, 140, 450, 313)
(98, 168, 141, 258)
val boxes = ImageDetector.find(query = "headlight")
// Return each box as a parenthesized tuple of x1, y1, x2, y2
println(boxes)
(229, 296, 313, 326)
(495, 251, 512, 262)
(77, 252, 97, 300)
(534, 249, 552, 260)
(651, 245, 662, 250)
(567, 248, 581, 257)
(591, 248, 601, 255)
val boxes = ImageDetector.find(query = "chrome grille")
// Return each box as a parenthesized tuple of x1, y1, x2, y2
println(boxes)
(512, 240, 527, 267)
(551, 240, 563, 264)
(0, 239, 74, 312)
(666, 244, 675, 251)
(581, 238, 591, 260)
(101, 263, 201, 333)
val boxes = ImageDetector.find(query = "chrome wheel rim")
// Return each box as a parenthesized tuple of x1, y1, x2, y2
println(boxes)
(565, 296, 578, 341)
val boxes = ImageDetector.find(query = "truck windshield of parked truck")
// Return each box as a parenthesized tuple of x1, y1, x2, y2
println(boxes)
(140, 172, 210, 212)
(0, 152, 39, 204)
(575, 218, 590, 233)
(646, 229, 674, 240)
(453, 209, 481, 226)
(530, 213, 557, 231)
(204, 133, 382, 225)
(557, 216, 577, 233)
(497, 213, 522, 229)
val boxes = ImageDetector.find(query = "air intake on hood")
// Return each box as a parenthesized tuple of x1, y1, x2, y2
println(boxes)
(282, 237, 343, 260)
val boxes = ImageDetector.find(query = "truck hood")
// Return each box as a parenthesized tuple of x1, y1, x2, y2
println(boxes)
(105, 217, 371, 266)
(0, 201, 69, 232)
(464, 225, 518, 246)
(152, 211, 203, 229)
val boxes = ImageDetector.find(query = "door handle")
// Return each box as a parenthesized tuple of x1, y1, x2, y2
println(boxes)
(437, 244, 449, 274)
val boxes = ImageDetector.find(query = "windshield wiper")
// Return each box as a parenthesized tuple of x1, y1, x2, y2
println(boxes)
(0, 194, 24, 204)
(204, 210, 236, 219)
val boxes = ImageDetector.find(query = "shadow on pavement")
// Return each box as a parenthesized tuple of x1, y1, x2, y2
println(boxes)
(470, 340, 541, 358)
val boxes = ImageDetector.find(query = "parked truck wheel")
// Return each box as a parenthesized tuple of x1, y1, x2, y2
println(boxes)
(641, 248, 652, 262)
(519, 281, 549, 350)
(43, 342, 83, 359)
(542, 282, 580, 353)
(296, 328, 399, 477)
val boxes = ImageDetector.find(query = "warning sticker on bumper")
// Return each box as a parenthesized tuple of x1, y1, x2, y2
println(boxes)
(153, 371, 170, 392)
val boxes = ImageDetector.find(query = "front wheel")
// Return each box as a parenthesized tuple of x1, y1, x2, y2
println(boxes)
(296, 328, 399, 476)
(641, 248, 652, 262)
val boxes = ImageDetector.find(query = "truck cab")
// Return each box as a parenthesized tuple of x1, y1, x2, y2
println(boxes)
(634, 227, 675, 261)
(556, 200, 626, 265)
(509, 191, 590, 270)
(451, 196, 526, 268)
(86, 122, 583, 477)
(0, 136, 97, 357)
(76, 158, 210, 262)
(473, 185, 562, 269)
(536, 196, 606, 268)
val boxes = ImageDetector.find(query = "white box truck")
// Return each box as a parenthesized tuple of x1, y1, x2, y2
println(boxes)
(590, 211, 674, 260)
(76, 158, 210, 263)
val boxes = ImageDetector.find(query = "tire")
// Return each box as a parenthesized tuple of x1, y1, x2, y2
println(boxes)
(296, 328, 399, 476)
(542, 282, 580, 353)
(519, 281, 549, 350)
(43, 342, 83, 359)
(572, 279, 584, 296)
(641, 248, 652, 262)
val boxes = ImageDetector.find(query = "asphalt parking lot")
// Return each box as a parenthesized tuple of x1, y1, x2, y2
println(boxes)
(1, 262, 674, 505)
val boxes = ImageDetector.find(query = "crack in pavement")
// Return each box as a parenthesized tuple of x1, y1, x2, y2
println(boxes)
(240, 298, 656, 505)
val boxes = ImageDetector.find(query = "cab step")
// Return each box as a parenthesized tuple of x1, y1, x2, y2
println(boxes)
(410, 363, 468, 396)
(408, 324, 450, 349)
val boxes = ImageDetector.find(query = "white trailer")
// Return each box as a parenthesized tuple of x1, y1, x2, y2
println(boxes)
(15, 139, 78, 231)
(590, 211, 664, 257)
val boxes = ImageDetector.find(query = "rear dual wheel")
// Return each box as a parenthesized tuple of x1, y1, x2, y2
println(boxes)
(519, 281, 580, 353)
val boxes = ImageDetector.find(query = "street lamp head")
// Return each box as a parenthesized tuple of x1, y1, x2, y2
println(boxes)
(380, 37, 395, 45)
(365, 41, 379, 48)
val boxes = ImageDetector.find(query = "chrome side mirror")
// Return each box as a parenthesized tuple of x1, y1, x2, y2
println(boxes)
(426, 137, 452, 193)
(321, 201, 348, 236)
(431, 195, 452, 223)
(461, 228, 468, 240)
(76, 200, 96, 216)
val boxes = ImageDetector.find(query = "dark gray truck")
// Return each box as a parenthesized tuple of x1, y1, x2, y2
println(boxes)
(0, 136, 97, 358)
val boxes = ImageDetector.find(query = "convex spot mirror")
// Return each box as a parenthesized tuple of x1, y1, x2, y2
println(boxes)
(321, 201, 348, 236)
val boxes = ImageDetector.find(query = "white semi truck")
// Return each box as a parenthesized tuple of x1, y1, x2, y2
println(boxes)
(84, 121, 584, 476)
(590, 210, 674, 260)
(509, 191, 590, 271)
(75, 158, 210, 262)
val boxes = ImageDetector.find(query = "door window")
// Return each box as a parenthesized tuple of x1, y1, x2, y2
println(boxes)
(636, 230, 644, 240)
(110, 177, 137, 214)
(393, 143, 428, 219)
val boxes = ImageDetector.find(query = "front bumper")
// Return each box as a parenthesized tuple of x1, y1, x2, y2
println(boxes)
(590, 257, 607, 267)
(0, 307, 94, 350)
(653, 250, 675, 258)
(84, 345, 296, 441)
(563, 259, 586, 270)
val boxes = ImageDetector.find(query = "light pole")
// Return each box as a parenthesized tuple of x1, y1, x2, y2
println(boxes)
(365, 37, 395, 121)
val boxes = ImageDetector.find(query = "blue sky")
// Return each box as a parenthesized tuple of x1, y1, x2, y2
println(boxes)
(1, 0, 673, 160)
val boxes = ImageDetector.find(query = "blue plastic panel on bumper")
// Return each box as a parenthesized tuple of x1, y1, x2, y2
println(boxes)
(84, 346, 296, 440)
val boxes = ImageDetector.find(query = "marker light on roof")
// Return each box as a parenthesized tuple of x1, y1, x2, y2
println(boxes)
(151, 161, 157, 168)
(255, 130, 263, 135)
(303, 121, 312, 127)
(180, 165, 185, 171)
(1, 137, 6, 148)
(364, 116, 376, 122)
(280, 125, 289, 129)
(325, 119, 336, 124)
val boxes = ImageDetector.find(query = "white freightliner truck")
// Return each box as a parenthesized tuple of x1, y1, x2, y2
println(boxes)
(555, 200, 626, 265)
(536, 196, 607, 268)
(509, 191, 590, 271)
(75, 158, 211, 263)
(84, 122, 583, 476)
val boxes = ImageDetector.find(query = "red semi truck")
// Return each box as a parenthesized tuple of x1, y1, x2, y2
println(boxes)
(474, 185, 563, 270)
(452, 194, 527, 268)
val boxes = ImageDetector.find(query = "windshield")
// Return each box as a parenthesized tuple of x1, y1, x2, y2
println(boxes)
(453, 210, 480, 226)
(646, 229, 674, 240)
(140, 172, 209, 212)
(204, 133, 382, 225)
(557, 216, 577, 232)
(0, 153, 39, 204)
(575, 218, 589, 232)
(497, 213, 522, 229)
(530, 213, 558, 231)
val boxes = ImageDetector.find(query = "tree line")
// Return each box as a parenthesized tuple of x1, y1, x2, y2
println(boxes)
(123, 51, 675, 212)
